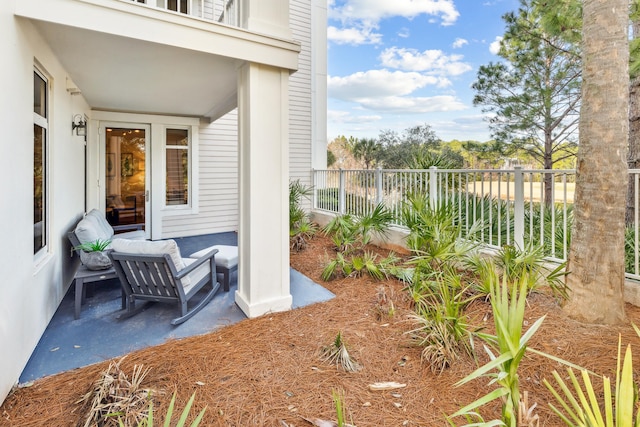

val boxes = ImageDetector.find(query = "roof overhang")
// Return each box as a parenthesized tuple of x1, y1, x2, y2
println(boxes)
(16, 0, 300, 120)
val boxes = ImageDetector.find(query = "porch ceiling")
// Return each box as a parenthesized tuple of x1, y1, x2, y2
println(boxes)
(33, 21, 240, 120)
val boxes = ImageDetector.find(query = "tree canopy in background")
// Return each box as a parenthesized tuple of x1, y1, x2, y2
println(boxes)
(473, 0, 581, 173)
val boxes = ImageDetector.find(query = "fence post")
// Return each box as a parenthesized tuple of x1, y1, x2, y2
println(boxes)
(513, 166, 524, 249)
(375, 167, 383, 205)
(429, 166, 438, 208)
(339, 168, 346, 215)
(311, 169, 317, 210)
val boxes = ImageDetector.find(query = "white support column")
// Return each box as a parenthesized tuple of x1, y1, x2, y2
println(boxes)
(235, 62, 292, 318)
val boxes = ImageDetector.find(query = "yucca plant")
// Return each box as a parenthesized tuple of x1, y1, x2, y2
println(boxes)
(320, 332, 361, 372)
(332, 389, 356, 427)
(118, 392, 206, 427)
(450, 273, 545, 427)
(543, 326, 640, 427)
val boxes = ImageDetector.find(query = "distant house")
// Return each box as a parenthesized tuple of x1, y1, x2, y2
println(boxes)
(0, 0, 327, 403)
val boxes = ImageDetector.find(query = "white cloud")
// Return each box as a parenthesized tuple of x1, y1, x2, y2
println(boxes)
(489, 36, 503, 55)
(431, 115, 492, 141)
(356, 95, 467, 114)
(329, 0, 459, 27)
(379, 47, 472, 76)
(328, 69, 469, 114)
(328, 69, 445, 101)
(328, 110, 383, 124)
(452, 38, 468, 49)
(398, 27, 411, 38)
(328, 25, 382, 45)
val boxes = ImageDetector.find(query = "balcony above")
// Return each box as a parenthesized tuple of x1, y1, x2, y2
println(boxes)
(15, 0, 300, 120)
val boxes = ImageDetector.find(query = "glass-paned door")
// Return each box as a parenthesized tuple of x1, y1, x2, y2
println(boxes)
(105, 127, 147, 230)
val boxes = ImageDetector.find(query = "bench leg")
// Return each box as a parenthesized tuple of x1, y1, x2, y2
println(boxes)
(222, 268, 230, 292)
(74, 277, 85, 320)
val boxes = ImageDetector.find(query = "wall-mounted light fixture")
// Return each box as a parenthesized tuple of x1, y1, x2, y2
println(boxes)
(72, 114, 87, 140)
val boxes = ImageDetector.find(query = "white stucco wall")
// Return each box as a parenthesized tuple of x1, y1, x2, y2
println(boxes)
(0, 4, 90, 403)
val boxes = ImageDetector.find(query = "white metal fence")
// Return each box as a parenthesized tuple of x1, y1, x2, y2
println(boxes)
(313, 167, 640, 280)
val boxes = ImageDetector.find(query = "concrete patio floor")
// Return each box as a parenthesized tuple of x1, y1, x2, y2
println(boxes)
(19, 232, 334, 383)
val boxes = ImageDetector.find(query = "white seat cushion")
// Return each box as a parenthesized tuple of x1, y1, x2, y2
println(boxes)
(86, 209, 115, 239)
(189, 245, 238, 269)
(75, 215, 110, 245)
(182, 258, 211, 293)
(114, 229, 146, 241)
(111, 238, 186, 272)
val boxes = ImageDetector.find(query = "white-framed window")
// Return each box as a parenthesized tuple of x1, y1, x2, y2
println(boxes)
(33, 68, 48, 256)
(168, 0, 188, 14)
(165, 128, 190, 206)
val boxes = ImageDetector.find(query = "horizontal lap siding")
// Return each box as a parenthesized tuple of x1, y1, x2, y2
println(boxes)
(162, 0, 314, 237)
(290, 0, 312, 192)
(162, 111, 239, 237)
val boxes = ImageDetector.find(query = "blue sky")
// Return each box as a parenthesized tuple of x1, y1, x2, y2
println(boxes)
(327, 0, 521, 142)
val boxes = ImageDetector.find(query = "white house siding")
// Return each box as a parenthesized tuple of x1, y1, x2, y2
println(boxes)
(289, 0, 313, 188)
(0, 4, 89, 403)
(161, 111, 239, 238)
(160, 0, 315, 237)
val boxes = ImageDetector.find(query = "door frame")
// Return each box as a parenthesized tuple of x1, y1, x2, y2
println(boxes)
(99, 121, 151, 239)
(88, 111, 200, 241)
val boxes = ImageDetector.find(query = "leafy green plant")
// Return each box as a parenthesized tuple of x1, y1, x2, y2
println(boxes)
(321, 203, 396, 281)
(463, 252, 498, 298)
(320, 332, 361, 372)
(290, 180, 318, 252)
(321, 250, 398, 281)
(401, 193, 482, 278)
(495, 244, 568, 300)
(75, 238, 111, 252)
(323, 203, 394, 253)
(406, 266, 477, 373)
(543, 326, 640, 427)
(332, 389, 356, 427)
(116, 392, 206, 427)
(450, 273, 545, 427)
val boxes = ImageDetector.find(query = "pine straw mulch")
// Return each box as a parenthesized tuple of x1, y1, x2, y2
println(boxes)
(3, 234, 640, 426)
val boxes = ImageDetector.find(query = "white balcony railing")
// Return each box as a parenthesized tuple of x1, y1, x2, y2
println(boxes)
(313, 167, 640, 280)
(124, 0, 239, 26)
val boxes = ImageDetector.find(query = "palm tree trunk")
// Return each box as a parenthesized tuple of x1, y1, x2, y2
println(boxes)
(564, 0, 628, 324)
(627, 19, 640, 225)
